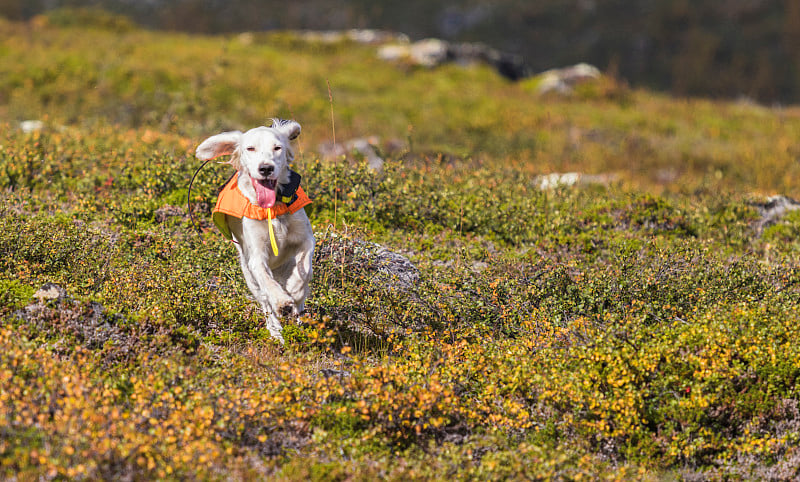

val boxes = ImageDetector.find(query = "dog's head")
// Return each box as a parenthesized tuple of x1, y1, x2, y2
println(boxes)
(196, 119, 301, 209)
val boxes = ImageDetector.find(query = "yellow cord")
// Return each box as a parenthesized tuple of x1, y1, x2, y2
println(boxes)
(267, 208, 279, 256)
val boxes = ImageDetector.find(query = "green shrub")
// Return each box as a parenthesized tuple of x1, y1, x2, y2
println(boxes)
(0, 278, 34, 312)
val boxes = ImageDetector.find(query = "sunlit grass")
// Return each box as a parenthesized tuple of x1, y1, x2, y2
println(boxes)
(1, 12, 800, 480)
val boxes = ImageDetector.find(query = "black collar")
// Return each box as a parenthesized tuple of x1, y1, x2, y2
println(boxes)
(277, 170, 302, 205)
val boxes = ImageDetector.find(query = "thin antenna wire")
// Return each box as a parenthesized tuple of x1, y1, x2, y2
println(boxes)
(187, 158, 214, 233)
(326, 79, 337, 228)
(286, 102, 303, 159)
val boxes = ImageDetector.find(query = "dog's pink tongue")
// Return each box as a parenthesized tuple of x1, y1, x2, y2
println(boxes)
(251, 177, 276, 209)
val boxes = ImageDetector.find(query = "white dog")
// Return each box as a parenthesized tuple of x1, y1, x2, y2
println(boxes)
(196, 119, 314, 343)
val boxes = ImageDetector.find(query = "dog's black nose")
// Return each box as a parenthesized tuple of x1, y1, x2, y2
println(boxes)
(258, 164, 274, 177)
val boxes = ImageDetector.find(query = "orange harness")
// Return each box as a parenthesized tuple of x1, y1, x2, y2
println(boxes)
(212, 173, 312, 240)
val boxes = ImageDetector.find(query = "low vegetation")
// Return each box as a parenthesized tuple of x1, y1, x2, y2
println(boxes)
(4, 1, 800, 102)
(1, 11, 800, 480)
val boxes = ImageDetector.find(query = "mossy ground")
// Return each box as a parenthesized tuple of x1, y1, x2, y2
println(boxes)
(1, 12, 800, 480)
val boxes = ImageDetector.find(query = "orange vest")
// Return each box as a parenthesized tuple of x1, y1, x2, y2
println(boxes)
(212, 173, 312, 239)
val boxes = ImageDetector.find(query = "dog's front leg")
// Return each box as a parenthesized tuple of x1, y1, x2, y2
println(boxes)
(245, 254, 295, 315)
(233, 225, 293, 344)
(233, 218, 296, 314)
(235, 249, 265, 304)
(239, 252, 291, 344)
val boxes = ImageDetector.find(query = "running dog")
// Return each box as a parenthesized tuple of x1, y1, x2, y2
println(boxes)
(196, 119, 314, 343)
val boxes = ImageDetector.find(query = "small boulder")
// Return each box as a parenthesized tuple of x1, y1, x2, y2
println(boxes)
(535, 172, 618, 190)
(378, 38, 527, 80)
(752, 195, 800, 234)
(300, 29, 408, 45)
(315, 233, 419, 293)
(319, 137, 385, 172)
(530, 63, 602, 96)
(345, 29, 409, 45)
(32, 283, 69, 303)
(378, 38, 448, 68)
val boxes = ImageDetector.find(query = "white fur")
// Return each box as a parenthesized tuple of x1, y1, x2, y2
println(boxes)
(196, 120, 313, 344)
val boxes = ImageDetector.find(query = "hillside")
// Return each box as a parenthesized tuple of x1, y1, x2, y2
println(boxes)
(2, 1, 800, 103)
(1, 14, 800, 480)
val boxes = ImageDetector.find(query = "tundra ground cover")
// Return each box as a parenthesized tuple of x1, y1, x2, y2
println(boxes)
(1, 12, 800, 480)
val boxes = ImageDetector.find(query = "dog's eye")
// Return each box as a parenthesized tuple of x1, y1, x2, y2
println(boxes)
(273, 145, 282, 152)
(246, 146, 256, 152)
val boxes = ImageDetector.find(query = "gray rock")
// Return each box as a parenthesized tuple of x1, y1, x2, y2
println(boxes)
(372, 244, 419, 290)
(315, 233, 419, 293)
(298, 29, 409, 45)
(378, 38, 527, 80)
(17, 284, 129, 352)
(753, 195, 800, 234)
(349, 139, 384, 172)
(32, 283, 69, 302)
(535, 172, 619, 190)
(319, 136, 384, 172)
(345, 29, 409, 45)
(534, 63, 602, 96)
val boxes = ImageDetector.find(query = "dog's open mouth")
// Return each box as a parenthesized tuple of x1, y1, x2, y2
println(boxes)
(251, 176, 277, 209)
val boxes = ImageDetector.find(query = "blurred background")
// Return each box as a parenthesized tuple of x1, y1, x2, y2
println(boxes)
(2, 0, 799, 104)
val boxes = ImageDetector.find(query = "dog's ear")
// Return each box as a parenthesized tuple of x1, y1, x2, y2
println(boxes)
(271, 118, 301, 141)
(196, 131, 243, 160)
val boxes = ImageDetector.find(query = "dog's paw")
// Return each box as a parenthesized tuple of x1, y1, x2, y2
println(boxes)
(268, 292, 296, 317)
(279, 303, 295, 317)
(275, 298, 297, 318)
(264, 313, 285, 345)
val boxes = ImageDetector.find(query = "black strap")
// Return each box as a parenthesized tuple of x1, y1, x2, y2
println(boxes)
(218, 172, 236, 194)
(277, 170, 302, 206)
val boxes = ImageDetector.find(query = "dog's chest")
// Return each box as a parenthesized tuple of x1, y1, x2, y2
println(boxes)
(269, 217, 290, 243)
(238, 216, 291, 261)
